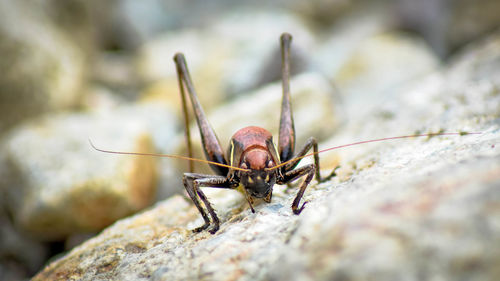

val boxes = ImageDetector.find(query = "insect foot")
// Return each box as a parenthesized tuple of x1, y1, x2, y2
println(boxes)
(292, 201, 308, 215)
(193, 223, 210, 233)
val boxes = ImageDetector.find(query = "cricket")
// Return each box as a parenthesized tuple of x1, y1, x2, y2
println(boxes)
(91, 33, 479, 234)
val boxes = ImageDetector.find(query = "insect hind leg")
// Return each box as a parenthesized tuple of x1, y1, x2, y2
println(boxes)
(174, 53, 229, 176)
(284, 137, 339, 183)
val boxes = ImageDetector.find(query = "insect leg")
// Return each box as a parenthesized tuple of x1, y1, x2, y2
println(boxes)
(183, 173, 233, 234)
(278, 164, 315, 214)
(278, 33, 296, 163)
(284, 137, 339, 183)
(183, 173, 212, 232)
(243, 189, 256, 213)
(174, 54, 228, 176)
(177, 59, 194, 173)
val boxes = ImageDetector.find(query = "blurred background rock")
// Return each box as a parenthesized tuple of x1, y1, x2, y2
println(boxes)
(0, 0, 498, 280)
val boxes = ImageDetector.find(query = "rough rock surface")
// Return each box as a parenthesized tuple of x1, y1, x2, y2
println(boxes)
(0, 103, 177, 240)
(33, 31, 500, 280)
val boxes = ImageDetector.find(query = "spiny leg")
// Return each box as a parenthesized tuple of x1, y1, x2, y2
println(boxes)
(284, 137, 339, 183)
(183, 173, 211, 232)
(278, 33, 296, 163)
(176, 59, 194, 173)
(276, 33, 338, 184)
(243, 189, 256, 213)
(278, 164, 315, 214)
(193, 176, 235, 234)
(174, 54, 228, 176)
(183, 173, 232, 233)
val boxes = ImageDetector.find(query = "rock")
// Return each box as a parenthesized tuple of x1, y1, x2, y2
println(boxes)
(0, 0, 89, 133)
(0, 103, 177, 241)
(290, 0, 360, 27)
(33, 27, 500, 281)
(105, 0, 172, 49)
(319, 29, 439, 116)
(0, 211, 49, 281)
(92, 53, 140, 93)
(396, 0, 500, 58)
(31, 149, 500, 281)
(319, 30, 500, 176)
(269, 156, 500, 281)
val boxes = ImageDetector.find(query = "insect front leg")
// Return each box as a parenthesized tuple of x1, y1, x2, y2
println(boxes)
(183, 173, 233, 234)
(284, 137, 339, 183)
(277, 164, 315, 214)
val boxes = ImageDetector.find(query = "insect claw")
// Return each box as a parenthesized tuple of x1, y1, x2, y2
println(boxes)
(293, 201, 308, 215)
(193, 222, 210, 233)
(209, 225, 220, 234)
(320, 165, 341, 183)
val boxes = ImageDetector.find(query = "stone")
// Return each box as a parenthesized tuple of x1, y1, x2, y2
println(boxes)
(0, 0, 89, 133)
(0, 103, 177, 241)
(33, 27, 500, 281)
(0, 211, 48, 281)
(397, 0, 500, 58)
(319, 29, 439, 116)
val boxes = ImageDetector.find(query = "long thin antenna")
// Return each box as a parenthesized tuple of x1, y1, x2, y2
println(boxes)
(266, 132, 481, 171)
(89, 139, 250, 172)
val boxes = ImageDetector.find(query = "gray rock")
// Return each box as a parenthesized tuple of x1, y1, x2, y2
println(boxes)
(0, 211, 48, 281)
(317, 26, 439, 117)
(0, 103, 177, 241)
(290, 0, 362, 27)
(33, 28, 500, 281)
(397, 0, 500, 58)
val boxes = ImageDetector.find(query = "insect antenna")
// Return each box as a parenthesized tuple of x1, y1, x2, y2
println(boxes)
(266, 132, 482, 171)
(88, 138, 250, 172)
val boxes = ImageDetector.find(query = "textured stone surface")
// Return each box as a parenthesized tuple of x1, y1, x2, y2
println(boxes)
(33, 30, 500, 281)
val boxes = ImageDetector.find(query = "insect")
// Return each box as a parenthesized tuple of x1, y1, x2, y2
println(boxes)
(90, 33, 479, 234)
(172, 33, 341, 234)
